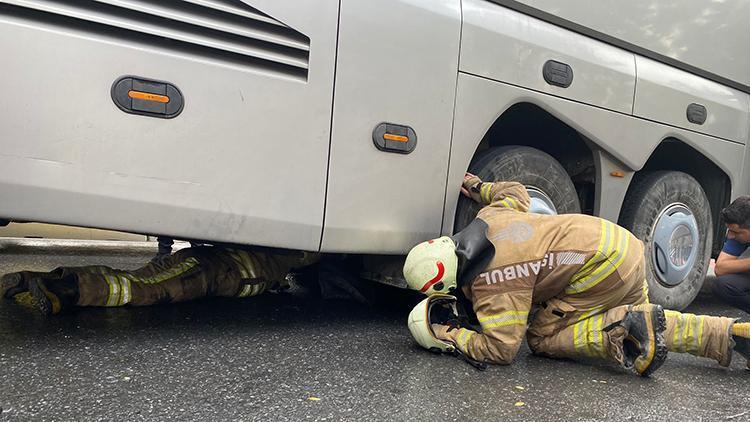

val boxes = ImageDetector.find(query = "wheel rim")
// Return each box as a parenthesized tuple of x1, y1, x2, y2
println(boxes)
(649, 203, 699, 287)
(526, 186, 558, 215)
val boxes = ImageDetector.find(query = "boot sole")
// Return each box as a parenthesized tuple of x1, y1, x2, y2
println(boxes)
(1, 273, 24, 298)
(640, 304, 668, 377)
(27, 279, 56, 316)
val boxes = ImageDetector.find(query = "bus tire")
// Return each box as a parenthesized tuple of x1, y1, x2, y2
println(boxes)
(619, 171, 711, 310)
(454, 146, 580, 231)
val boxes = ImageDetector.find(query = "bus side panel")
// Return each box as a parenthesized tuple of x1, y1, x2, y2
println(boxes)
(444, 73, 746, 233)
(634, 57, 750, 143)
(461, 0, 636, 114)
(0, 1, 338, 250)
(504, 0, 750, 90)
(321, 0, 461, 253)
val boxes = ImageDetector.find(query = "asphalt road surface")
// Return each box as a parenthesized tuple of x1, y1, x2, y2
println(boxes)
(0, 239, 749, 421)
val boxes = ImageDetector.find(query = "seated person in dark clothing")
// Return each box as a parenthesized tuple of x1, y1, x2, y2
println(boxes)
(713, 196, 750, 314)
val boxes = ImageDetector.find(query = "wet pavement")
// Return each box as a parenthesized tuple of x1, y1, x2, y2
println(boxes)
(0, 239, 749, 421)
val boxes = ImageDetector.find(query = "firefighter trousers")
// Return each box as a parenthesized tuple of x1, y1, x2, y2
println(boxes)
(527, 261, 736, 367)
(54, 247, 275, 307)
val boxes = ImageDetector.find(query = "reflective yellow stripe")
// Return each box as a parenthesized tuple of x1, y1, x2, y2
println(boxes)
(665, 310, 705, 354)
(586, 314, 606, 357)
(590, 314, 606, 358)
(574, 319, 586, 354)
(119, 276, 131, 305)
(250, 253, 265, 278)
(237, 281, 267, 298)
(686, 313, 704, 354)
(229, 252, 252, 279)
(479, 310, 529, 330)
(103, 275, 114, 306)
(105, 275, 120, 307)
(579, 227, 629, 291)
(231, 252, 250, 278)
(582, 315, 592, 356)
(254, 282, 266, 296)
(115, 276, 124, 306)
(456, 328, 476, 355)
(572, 220, 609, 278)
(237, 250, 259, 278)
(572, 222, 617, 291)
(567, 223, 630, 294)
(572, 308, 605, 357)
(238, 283, 266, 297)
(101, 275, 110, 306)
(497, 197, 520, 210)
(695, 316, 704, 353)
(666, 310, 684, 351)
(237, 284, 254, 297)
(233, 250, 267, 284)
(687, 314, 699, 353)
(586, 315, 596, 357)
(480, 183, 493, 204)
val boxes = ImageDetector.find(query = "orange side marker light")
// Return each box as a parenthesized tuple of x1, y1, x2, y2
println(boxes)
(128, 90, 170, 104)
(383, 133, 409, 143)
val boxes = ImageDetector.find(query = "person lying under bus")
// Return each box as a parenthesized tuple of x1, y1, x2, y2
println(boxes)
(1, 245, 318, 316)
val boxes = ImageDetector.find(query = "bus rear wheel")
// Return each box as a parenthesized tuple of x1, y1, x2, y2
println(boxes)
(619, 171, 711, 310)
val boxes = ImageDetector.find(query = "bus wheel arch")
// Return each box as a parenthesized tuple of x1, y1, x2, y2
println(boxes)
(454, 145, 581, 231)
(462, 102, 596, 214)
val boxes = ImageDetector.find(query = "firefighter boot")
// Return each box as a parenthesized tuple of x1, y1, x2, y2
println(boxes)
(1, 268, 74, 300)
(1, 272, 28, 299)
(27, 274, 80, 316)
(0, 271, 58, 299)
(731, 322, 750, 370)
(608, 303, 668, 376)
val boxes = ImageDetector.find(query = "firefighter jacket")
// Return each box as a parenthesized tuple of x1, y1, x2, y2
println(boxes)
(440, 181, 644, 364)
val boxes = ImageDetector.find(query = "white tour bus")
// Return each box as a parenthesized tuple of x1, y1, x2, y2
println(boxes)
(1, 0, 749, 309)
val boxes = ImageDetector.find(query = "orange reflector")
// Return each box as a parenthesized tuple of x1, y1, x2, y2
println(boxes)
(610, 171, 625, 178)
(383, 133, 409, 143)
(128, 90, 170, 104)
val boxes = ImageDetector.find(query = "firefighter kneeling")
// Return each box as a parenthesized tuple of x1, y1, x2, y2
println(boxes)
(405, 174, 750, 375)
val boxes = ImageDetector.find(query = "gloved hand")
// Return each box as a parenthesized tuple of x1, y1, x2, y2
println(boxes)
(431, 323, 456, 342)
(432, 322, 488, 371)
(461, 173, 484, 204)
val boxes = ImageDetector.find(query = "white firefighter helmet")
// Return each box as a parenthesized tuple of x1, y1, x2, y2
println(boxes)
(407, 294, 457, 353)
(403, 236, 458, 295)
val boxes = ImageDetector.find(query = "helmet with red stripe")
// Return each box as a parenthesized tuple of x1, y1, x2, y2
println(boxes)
(403, 236, 458, 295)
